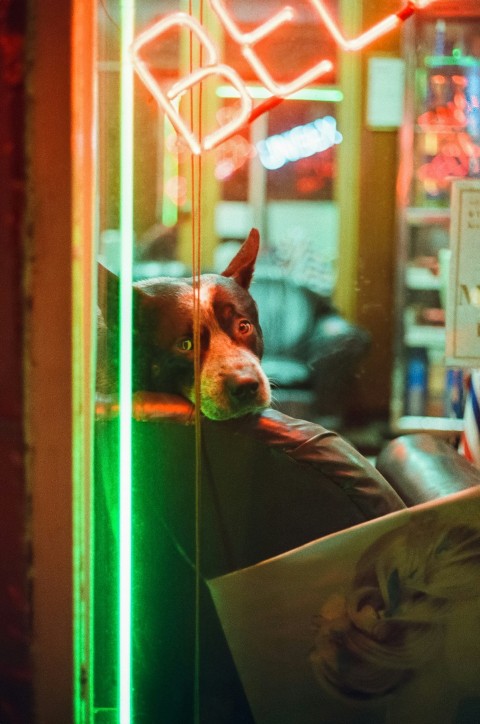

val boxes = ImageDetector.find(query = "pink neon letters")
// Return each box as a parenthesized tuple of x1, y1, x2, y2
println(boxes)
(131, 1, 439, 154)
(211, 0, 333, 97)
(131, 13, 252, 155)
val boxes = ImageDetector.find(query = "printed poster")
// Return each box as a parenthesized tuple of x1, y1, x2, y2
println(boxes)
(446, 179, 480, 367)
(209, 488, 480, 724)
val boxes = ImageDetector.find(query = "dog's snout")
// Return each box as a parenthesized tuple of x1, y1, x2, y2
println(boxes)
(227, 375, 260, 402)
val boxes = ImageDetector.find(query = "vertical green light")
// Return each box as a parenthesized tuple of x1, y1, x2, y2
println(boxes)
(162, 114, 179, 228)
(119, 1, 135, 722)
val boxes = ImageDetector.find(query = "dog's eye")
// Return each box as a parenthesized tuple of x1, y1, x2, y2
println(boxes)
(177, 337, 193, 352)
(238, 319, 252, 335)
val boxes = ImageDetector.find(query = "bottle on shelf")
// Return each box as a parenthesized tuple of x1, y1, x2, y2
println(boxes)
(405, 347, 428, 416)
(444, 368, 465, 418)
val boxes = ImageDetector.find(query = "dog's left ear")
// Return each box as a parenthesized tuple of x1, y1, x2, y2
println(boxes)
(221, 228, 260, 289)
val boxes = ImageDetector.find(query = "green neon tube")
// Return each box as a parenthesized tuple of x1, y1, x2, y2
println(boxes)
(119, 1, 135, 722)
(162, 115, 179, 228)
(216, 84, 344, 103)
(424, 52, 480, 68)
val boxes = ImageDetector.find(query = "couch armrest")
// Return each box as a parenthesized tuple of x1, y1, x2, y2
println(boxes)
(376, 433, 480, 507)
(96, 394, 405, 575)
(214, 407, 405, 525)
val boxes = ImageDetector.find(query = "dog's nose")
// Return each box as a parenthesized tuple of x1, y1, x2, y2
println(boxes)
(227, 376, 260, 402)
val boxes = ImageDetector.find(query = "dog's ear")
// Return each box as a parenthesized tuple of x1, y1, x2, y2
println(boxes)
(221, 228, 260, 289)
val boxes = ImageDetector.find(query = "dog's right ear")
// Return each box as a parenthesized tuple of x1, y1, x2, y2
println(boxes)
(221, 227, 260, 289)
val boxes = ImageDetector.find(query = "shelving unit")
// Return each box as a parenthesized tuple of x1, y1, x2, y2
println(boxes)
(392, 2, 480, 432)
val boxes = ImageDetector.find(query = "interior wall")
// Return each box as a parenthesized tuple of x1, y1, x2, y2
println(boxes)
(25, 0, 75, 720)
(337, 0, 402, 422)
(0, 0, 33, 721)
(353, 0, 401, 421)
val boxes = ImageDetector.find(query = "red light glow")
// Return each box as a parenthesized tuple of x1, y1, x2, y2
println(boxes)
(417, 133, 480, 197)
(215, 135, 256, 180)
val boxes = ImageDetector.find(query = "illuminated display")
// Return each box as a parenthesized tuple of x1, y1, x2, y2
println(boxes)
(416, 65, 480, 200)
(417, 132, 480, 197)
(418, 70, 480, 133)
(256, 115, 343, 170)
(131, 1, 441, 154)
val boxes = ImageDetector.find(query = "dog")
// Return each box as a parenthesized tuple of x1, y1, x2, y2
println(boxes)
(97, 228, 271, 420)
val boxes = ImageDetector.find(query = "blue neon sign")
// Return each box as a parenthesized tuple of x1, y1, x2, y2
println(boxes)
(256, 115, 343, 170)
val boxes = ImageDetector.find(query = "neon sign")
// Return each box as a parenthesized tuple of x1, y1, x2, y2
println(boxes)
(131, 13, 253, 155)
(210, 0, 333, 98)
(257, 115, 343, 170)
(131, 1, 440, 155)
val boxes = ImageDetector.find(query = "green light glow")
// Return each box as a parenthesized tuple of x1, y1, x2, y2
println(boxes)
(424, 54, 480, 68)
(162, 114, 179, 228)
(216, 84, 344, 103)
(119, 1, 134, 722)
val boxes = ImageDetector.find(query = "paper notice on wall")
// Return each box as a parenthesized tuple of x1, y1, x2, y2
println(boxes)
(366, 56, 405, 129)
(446, 179, 480, 367)
(209, 488, 480, 724)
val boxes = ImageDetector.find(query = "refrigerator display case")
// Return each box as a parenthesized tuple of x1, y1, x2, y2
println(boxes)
(393, 1, 480, 431)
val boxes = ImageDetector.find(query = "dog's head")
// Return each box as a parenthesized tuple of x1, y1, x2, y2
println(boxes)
(98, 228, 271, 420)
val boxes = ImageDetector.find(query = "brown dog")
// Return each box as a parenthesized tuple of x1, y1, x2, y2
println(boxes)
(97, 228, 271, 420)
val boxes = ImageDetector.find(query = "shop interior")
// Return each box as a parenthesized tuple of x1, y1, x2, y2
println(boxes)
(2, 0, 480, 722)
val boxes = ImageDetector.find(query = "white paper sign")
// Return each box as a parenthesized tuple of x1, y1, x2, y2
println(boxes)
(446, 179, 480, 367)
(366, 56, 405, 129)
